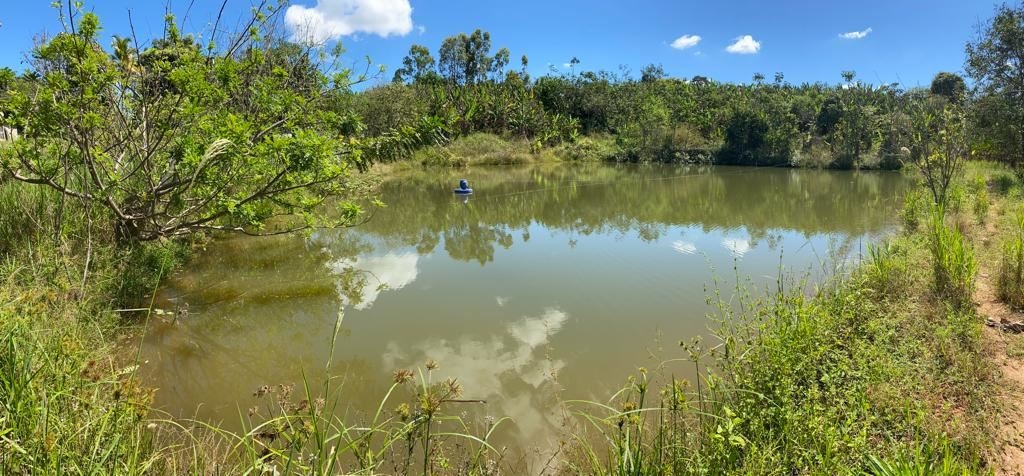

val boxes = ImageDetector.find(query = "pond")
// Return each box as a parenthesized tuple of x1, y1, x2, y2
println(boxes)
(140, 163, 911, 457)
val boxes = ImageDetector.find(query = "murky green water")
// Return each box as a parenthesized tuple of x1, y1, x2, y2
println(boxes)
(141, 163, 910, 453)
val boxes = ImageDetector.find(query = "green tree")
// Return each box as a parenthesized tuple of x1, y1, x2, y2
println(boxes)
(437, 29, 508, 85)
(832, 82, 875, 168)
(911, 104, 969, 208)
(393, 44, 438, 84)
(1, 7, 367, 243)
(720, 108, 769, 165)
(0, 67, 19, 126)
(0, 67, 15, 91)
(930, 72, 967, 104)
(966, 3, 1024, 174)
(816, 96, 843, 135)
(640, 64, 666, 83)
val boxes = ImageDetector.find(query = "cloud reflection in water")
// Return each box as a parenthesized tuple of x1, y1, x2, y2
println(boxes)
(382, 308, 568, 448)
(721, 237, 751, 258)
(330, 252, 420, 309)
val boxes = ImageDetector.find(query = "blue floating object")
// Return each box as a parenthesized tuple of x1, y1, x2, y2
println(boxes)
(454, 178, 473, 194)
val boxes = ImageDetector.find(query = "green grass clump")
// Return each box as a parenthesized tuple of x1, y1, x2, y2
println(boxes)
(0, 249, 163, 474)
(550, 134, 622, 162)
(865, 240, 912, 295)
(901, 188, 927, 233)
(866, 443, 982, 476)
(929, 210, 977, 310)
(997, 212, 1024, 310)
(970, 176, 991, 224)
(415, 133, 535, 167)
(109, 241, 190, 308)
(991, 172, 1016, 196)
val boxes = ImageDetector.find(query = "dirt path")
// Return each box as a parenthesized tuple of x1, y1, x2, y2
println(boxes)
(978, 205, 1024, 475)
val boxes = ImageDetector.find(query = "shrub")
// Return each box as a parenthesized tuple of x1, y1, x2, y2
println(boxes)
(552, 134, 622, 161)
(992, 172, 1016, 195)
(110, 240, 190, 307)
(415, 133, 533, 167)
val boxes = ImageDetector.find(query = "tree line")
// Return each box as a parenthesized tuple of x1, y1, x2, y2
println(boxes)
(360, 4, 1022, 176)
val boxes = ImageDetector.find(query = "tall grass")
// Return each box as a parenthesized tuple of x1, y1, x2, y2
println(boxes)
(197, 364, 508, 475)
(997, 212, 1024, 310)
(970, 176, 991, 224)
(865, 240, 911, 295)
(0, 180, 176, 474)
(0, 181, 60, 256)
(900, 188, 927, 233)
(929, 209, 977, 310)
(991, 171, 1016, 196)
(415, 133, 536, 167)
(0, 261, 162, 474)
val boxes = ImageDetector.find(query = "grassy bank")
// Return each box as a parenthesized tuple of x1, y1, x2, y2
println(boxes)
(398, 132, 709, 170)
(391, 131, 897, 171)
(0, 180, 183, 472)
(1, 162, 1019, 474)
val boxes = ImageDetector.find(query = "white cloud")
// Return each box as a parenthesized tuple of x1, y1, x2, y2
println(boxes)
(285, 0, 413, 43)
(839, 27, 872, 40)
(726, 35, 761, 54)
(671, 34, 701, 50)
(416, 25, 426, 35)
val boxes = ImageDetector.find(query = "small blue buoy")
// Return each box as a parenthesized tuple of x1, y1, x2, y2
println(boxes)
(454, 178, 473, 194)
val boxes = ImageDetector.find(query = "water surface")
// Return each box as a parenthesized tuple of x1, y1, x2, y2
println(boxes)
(141, 164, 910, 453)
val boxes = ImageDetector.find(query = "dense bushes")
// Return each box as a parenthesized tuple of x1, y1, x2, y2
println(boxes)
(370, 33, 956, 168)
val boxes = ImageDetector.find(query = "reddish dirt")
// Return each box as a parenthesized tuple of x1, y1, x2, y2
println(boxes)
(978, 205, 1024, 475)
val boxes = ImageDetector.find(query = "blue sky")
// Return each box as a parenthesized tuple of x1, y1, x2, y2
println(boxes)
(0, 1, 1003, 88)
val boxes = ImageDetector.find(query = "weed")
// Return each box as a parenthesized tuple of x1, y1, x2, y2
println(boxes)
(997, 212, 1024, 309)
(865, 240, 911, 296)
(901, 188, 927, 233)
(971, 176, 991, 224)
(929, 209, 977, 310)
